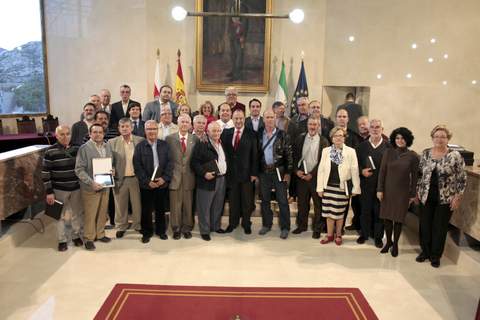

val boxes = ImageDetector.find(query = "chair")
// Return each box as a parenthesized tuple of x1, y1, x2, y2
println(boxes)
(16, 116, 37, 134)
(42, 114, 59, 134)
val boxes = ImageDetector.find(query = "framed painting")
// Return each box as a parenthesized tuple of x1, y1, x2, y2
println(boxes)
(195, 0, 272, 93)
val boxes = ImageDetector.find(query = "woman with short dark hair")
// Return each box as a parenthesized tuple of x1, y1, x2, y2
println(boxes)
(416, 125, 466, 268)
(377, 127, 419, 257)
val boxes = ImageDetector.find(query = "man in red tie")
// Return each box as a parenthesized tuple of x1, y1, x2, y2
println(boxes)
(166, 114, 199, 240)
(221, 109, 259, 234)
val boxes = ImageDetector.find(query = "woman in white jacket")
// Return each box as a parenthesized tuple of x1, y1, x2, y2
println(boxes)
(317, 127, 361, 245)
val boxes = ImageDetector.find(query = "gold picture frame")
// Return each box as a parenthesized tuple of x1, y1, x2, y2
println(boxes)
(195, 0, 272, 93)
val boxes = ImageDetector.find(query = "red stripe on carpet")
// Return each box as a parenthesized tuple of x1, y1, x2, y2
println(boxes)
(94, 284, 378, 320)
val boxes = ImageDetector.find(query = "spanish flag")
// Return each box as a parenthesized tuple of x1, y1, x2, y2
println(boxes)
(174, 49, 188, 105)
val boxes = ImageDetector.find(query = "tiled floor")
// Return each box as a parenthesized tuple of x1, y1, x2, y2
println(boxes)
(0, 217, 479, 320)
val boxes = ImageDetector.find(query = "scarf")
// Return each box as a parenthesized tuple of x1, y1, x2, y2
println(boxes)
(330, 145, 343, 165)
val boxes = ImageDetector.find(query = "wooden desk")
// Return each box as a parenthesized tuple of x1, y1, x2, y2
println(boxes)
(0, 145, 50, 221)
(451, 163, 480, 241)
(0, 134, 56, 153)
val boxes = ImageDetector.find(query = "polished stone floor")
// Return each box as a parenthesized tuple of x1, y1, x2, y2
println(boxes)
(0, 217, 479, 320)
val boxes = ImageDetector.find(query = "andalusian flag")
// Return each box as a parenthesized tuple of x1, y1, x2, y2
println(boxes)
(174, 49, 188, 105)
(274, 60, 288, 105)
(153, 49, 161, 99)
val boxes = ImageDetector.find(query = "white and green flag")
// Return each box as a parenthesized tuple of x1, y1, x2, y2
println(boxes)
(274, 60, 288, 104)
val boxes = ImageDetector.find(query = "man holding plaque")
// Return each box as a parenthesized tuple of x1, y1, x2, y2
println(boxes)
(355, 119, 389, 247)
(133, 120, 173, 243)
(75, 123, 113, 251)
(292, 117, 330, 238)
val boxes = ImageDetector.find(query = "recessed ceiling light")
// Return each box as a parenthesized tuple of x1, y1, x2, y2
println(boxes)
(472, 80, 478, 85)
(442, 80, 448, 85)
(348, 36, 355, 42)
(411, 43, 417, 49)
(376, 74, 382, 79)
(406, 73, 412, 79)
(430, 38, 436, 44)
(443, 53, 449, 59)
(428, 57, 434, 63)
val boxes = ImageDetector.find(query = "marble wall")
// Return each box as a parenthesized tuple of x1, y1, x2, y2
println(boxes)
(3, 0, 479, 156)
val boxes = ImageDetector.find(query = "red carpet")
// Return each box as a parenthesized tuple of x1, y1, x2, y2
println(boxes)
(94, 284, 378, 320)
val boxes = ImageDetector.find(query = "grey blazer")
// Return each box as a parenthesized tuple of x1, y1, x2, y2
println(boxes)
(108, 135, 144, 188)
(165, 132, 198, 191)
(75, 140, 113, 192)
(143, 100, 178, 123)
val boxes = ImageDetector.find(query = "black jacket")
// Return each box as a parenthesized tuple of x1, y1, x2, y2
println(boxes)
(245, 116, 264, 133)
(258, 128, 293, 178)
(221, 127, 259, 183)
(133, 139, 173, 190)
(190, 140, 221, 191)
(293, 132, 330, 185)
(131, 119, 145, 138)
(110, 99, 139, 128)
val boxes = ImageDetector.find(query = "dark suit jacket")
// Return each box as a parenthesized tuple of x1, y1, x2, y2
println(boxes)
(133, 139, 173, 190)
(230, 102, 246, 113)
(221, 127, 259, 184)
(190, 140, 220, 191)
(110, 99, 139, 128)
(245, 116, 264, 133)
(71, 121, 88, 146)
(131, 119, 145, 138)
(293, 133, 330, 186)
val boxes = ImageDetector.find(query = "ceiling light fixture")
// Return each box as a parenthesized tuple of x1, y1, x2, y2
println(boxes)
(406, 73, 412, 79)
(171, 1, 304, 23)
(428, 57, 434, 63)
(430, 38, 436, 44)
(443, 53, 449, 59)
(376, 74, 382, 79)
(348, 36, 355, 42)
(472, 80, 478, 85)
(411, 43, 417, 49)
(442, 81, 447, 85)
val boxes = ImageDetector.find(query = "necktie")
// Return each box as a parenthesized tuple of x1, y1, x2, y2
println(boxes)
(181, 137, 186, 153)
(133, 121, 138, 133)
(234, 129, 241, 150)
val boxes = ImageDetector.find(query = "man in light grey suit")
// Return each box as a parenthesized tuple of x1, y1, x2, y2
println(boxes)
(75, 123, 113, 251)
(143, 85, 178, 123)
(109, 118, 144, 238)
(166, 114, 199, 239)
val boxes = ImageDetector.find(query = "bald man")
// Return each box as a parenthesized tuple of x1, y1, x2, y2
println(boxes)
(42, 125, 83, 251)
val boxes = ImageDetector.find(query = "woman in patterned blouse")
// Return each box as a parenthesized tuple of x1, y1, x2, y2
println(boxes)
(416, 125, 467, 268)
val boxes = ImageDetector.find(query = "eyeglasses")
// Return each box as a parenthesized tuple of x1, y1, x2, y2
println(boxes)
(332, 134, 345, 138)
(226, 93, 237, 96)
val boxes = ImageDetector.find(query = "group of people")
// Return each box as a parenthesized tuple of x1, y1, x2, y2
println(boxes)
(42, 86, 467, 268)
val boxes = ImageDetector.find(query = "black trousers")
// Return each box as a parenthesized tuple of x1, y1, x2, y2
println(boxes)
(108, 189, 115, 225)
(360, 190, 384, 240)
(296, 178, 324, 232)
(140, 187, 168, 238)
(419, 201, 452, 260)
(259, 172, 291, 230)
(228, 181, 254, 229)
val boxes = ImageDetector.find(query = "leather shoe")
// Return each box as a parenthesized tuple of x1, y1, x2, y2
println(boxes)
(391, 244, 399, 257)
(104, 224, 115, 230)
(244, 227, 252, 235)
(58, 242, 68, 252)
(97, 236, 111, 243)
(416, 252, 429, 263)
(280, 229, 289, 239)
(258, 226, 271, 235)
(374, 239, 384, 248)
(183, 232, 192, 239)
(215, 229, 226, 234)
(225, 226, 235, 233)
(430, 258, 440, 268)
(173, 232, 181, 240)
(158, 234, 168, 240)
(116, 231, 125, 239)
(345, 224, 358, 231)
(141, 236, 150, 244)
(292, 228, 305, 234)
(356, 236, 366, 244)
(72, 238, 83, 247)
(201, 234, 211, 241)
(84, 241, 96, 251)
(312, 231, 321, 239)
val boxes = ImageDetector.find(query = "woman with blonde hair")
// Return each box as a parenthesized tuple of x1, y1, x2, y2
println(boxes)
(317, 126, 361, 245)
(416, 125, 466, 268)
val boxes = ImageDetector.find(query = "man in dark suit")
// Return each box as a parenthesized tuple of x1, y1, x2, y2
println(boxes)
(335, 92, 364, 134)
(133, 120, 173, 243)
(225, 86, 246, 113)
(127, 102, 145, 138)
(222, 109, 258, 234)
(245, 98, 264, 133)
(308, 100, 334, 141)
(143, 85, 178, 123)
(71, 103, 96, 146)
(110, 84, 139, 129)
(292, 117, 330, 238)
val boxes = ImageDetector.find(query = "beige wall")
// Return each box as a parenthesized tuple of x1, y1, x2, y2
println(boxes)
(3, 0, 479, 157)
